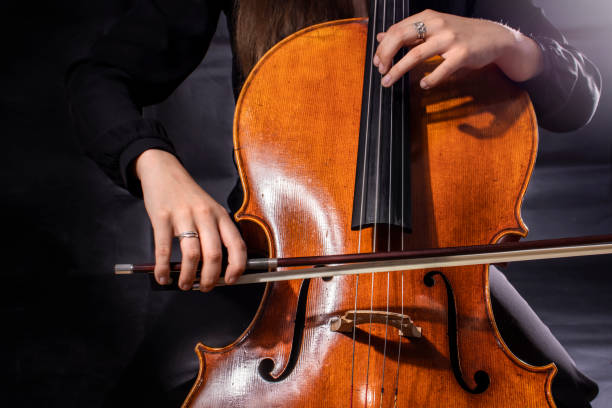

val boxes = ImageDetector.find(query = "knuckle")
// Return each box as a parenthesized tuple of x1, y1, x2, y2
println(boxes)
(433, 17, 446, 28)
(437, 66, 451, 77)
(195, 204, 213, 217)
(379, 50, 391, 64)
(184, 248, 200, 261)
(398, 25, 412, 42)
(410, 47, 423, 61)
(205, 251, 222, 264)
(444, 30, 457, 43)
(155, 210, 172, 223)
(234, 239, 247, 252)
(386, 24, 399, 36)
(383, 27, 400, 47)
(426, 73, 440, 85)
(156, 246, 171, 259)
(218, 211, 233, 224)
(455, 46, 469, 60)
(174, 207, 192, 220)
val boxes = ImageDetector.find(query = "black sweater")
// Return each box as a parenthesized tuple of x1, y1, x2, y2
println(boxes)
(66, 0, 601, 197)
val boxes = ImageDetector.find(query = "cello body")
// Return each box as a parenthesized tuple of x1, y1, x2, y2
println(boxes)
(183, 18, 556, 407)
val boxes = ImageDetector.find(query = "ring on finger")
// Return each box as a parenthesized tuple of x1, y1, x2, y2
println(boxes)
(414, 21, 427, 40)
(176, 230, 199, 241)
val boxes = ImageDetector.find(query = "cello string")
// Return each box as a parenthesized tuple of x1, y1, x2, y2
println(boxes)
(393, 0, 408, 403)
(379, 0, 397, 403)
(354, 0, 380, 405)
(366, 0, 388, 403)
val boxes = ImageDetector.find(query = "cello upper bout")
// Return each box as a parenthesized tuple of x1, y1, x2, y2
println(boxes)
(404, 56, 538, 250)
(233, 18, 370, 258)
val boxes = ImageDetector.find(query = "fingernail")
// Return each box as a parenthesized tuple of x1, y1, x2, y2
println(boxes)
(180, 283, 191, 291)
(378, 64, 385, 74)
(382, 75, 392, 87)
(373, 55, 380, 66)
(420, 79, 429, 89)
(226, 276, 236, 285)
(159, 276, 167, 285)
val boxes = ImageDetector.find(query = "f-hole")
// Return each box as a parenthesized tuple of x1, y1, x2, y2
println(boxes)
(258, 279, 311, 382)
(424, 271, 490, 394)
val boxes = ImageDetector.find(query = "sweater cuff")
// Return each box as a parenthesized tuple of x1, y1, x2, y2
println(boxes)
(114, 119, 178, 198)
(120, 137, 178, 198)
(515, 36, 558, 118)
(515, 35, 594, 132)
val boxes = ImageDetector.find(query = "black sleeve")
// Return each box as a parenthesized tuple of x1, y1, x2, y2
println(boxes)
(470, 0, 602, 132)
(66, 0, 224, 196)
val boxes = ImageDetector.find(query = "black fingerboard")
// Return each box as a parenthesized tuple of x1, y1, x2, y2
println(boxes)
(351, 0, 412, 232)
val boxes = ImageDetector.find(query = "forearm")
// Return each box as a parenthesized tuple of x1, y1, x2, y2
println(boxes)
(66, 60, 177, 195)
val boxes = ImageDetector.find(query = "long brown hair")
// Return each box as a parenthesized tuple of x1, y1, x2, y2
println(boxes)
(235, 0, 356, 76)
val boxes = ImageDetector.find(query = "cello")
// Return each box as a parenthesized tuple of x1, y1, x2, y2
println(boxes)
(185, 0, 553, 402)
(116, 1, 609, 406)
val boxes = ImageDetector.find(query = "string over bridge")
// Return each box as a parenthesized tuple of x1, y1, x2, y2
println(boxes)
(329, 310, 422, 338)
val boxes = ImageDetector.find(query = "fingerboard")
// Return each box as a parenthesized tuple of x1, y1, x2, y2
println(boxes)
(351, 0, 412, 232)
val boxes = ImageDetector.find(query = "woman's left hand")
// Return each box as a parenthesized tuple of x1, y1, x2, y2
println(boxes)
(374, 9, 544, 89)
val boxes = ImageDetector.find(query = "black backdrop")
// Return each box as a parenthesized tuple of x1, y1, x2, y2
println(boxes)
(3, 1, 611, 406)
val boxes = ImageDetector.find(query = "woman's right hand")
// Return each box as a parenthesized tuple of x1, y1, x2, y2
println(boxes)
(134, 149, 247, 291)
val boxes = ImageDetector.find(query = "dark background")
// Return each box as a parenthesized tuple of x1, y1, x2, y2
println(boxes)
(2, 0, 611, 406)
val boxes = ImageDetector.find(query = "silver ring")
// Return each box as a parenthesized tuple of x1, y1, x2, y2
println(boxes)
(176, 231, 199, 241)
(414, 21, 427, 40)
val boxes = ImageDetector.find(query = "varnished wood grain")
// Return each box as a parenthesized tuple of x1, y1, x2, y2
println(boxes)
(183, 18, 555, 408)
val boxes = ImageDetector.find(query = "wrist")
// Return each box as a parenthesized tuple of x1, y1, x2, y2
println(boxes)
(134, 148, 180, 181)
(494, 25, 544, 82)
